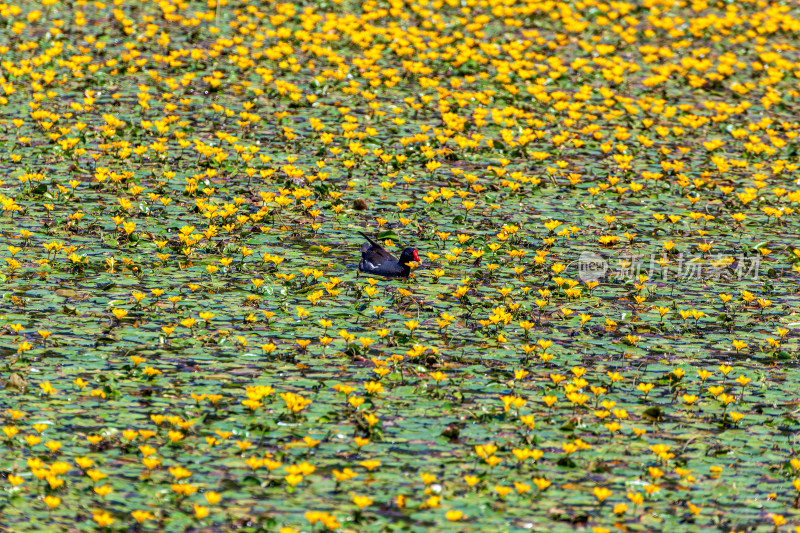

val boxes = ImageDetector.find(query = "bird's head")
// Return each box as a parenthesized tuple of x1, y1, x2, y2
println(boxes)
(400, 247, 420, 265)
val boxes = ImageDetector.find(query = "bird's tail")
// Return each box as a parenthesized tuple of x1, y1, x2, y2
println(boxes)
(359, 231, 380, 247)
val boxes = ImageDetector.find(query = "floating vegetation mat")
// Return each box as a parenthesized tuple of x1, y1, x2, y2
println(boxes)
(1, 0, 800, 531)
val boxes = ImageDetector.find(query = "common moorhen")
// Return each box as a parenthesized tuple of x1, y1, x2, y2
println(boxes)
(358, 232, 419, 278)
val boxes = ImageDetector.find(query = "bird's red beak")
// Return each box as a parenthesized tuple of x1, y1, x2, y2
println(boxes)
(413, 250, 420, 262)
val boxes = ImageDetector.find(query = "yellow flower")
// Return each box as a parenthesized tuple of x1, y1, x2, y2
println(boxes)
(731, 340, 747, 352)
(75, 457, 94, 469)
(494, 486, 513, 498)
(93, 512, 114, 527)
(364, 381, 384, 395)
(285, 474, 303, 486)
(360, 459, 380, 471)
(464, 475, 480, 487)
(43, 495, 60, 508)
(94, 484, 113, 497)
(593, 487, 612, 503)
(131, 510, 154, 523)
(352, 495, 373, 508)
(445, 510, 463, 521)
(169, 466, 191, 479)
(532, 478, 551, 491)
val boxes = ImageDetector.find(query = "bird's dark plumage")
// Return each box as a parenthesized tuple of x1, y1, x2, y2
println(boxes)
(358, 232, 419, 278)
